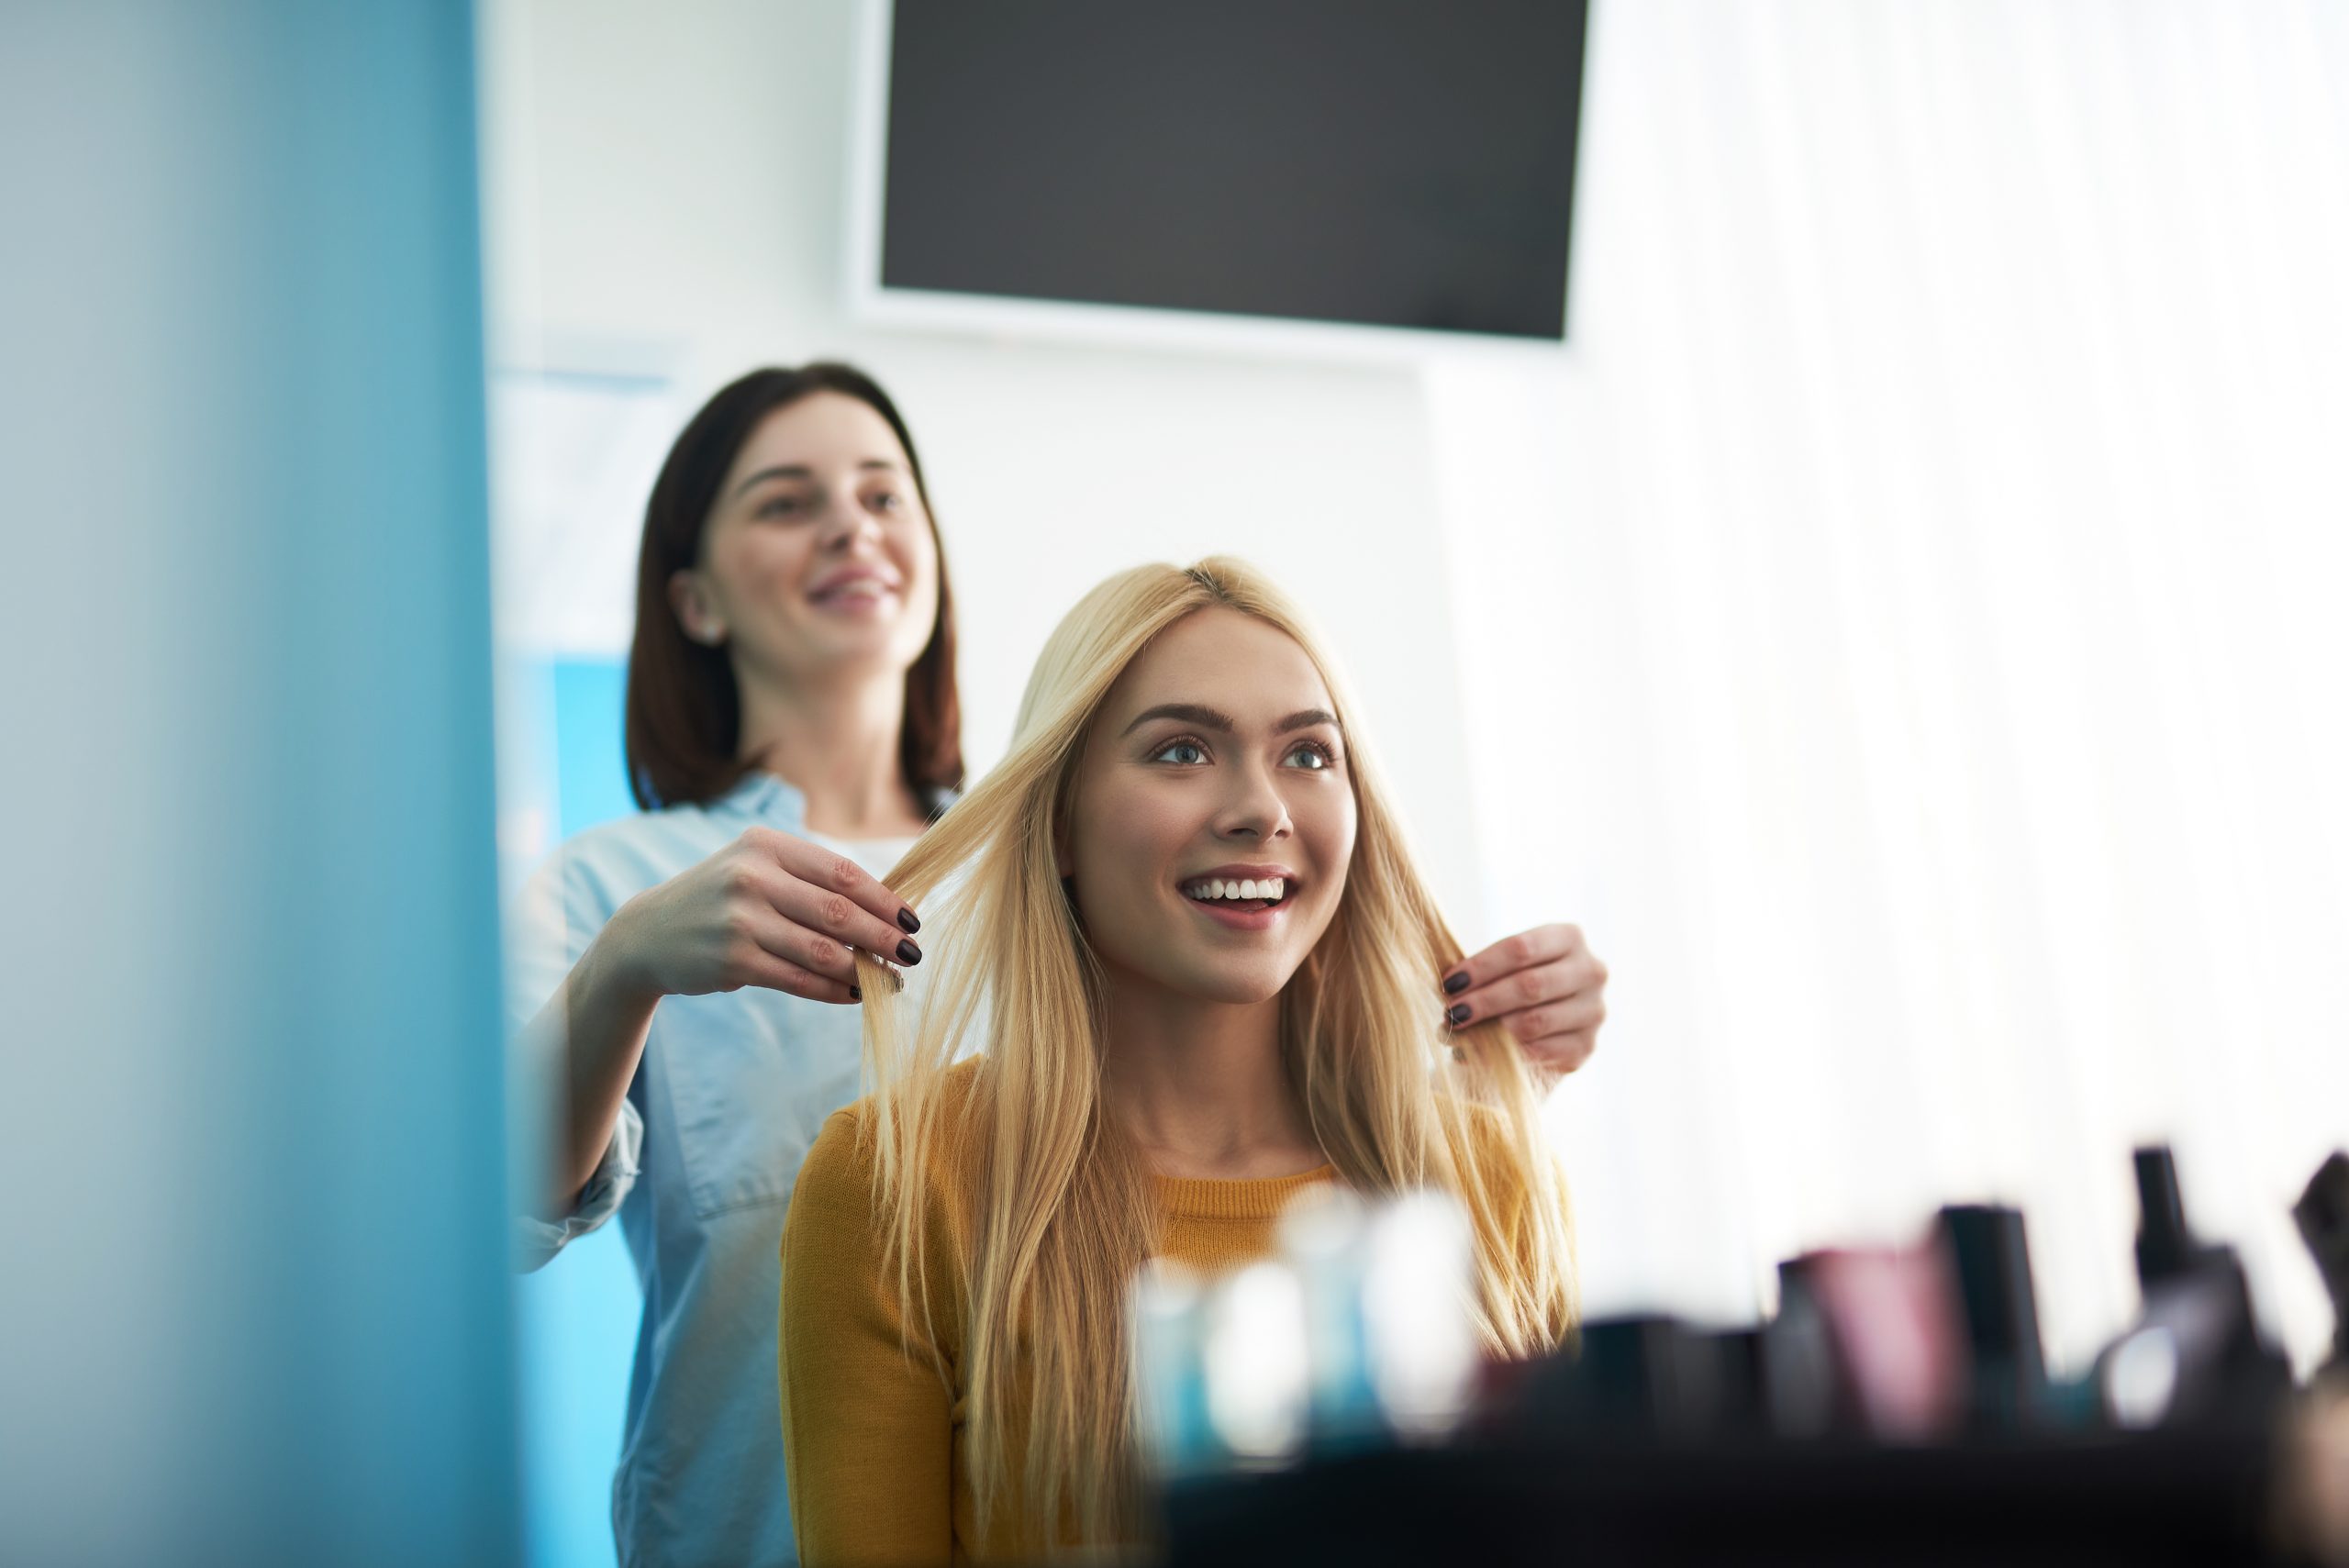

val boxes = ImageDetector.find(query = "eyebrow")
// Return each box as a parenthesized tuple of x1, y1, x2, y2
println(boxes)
(729, 459, 904, 501)
(1119, 703, 1340, 738)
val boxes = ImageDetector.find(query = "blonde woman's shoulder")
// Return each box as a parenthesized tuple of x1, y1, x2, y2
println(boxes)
(792, 1058, 991, 1234)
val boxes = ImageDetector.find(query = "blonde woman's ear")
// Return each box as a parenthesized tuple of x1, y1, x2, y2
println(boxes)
(667, 568, 726, 646)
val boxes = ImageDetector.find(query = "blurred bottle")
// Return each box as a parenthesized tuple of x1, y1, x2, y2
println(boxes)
(1360, 1189, 1481, 1441)
(1200, 1260, 1311, 1467)
(1937, 1204, 2050, 1430)
(1762, 1270, 1841, 1439)
(2094, 1145, 2288, 1430)
(1778, 1242, 1968, 1441)
(1133, 1184, 1480, 1495)
(2293, 1151, 2349, 1380)
(1528, 1314, 1746, 1440)
(1276, 1185, 1383, 1450)
(1130, 1260, 1219, 1478)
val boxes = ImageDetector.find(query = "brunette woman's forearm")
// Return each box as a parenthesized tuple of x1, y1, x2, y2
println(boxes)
(529, 927, 661, 1217)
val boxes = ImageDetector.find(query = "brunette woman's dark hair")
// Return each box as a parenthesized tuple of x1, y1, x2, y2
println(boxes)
(623, 363, 963, 811)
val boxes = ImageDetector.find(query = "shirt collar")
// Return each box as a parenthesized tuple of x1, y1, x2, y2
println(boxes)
(711, 770, 961, 831)
(712, 770, 807, 831)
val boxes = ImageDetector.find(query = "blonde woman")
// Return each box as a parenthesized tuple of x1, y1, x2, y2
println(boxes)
(777, 559, 1581, 1563)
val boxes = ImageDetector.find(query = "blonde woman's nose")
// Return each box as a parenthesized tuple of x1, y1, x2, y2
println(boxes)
(1217, 765, 1292, 841)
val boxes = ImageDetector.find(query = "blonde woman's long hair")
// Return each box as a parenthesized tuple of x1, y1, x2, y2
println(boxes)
(853, 557, 1576, 1551)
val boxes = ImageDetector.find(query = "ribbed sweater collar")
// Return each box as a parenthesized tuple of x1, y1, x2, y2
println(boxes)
(1153, 1164, 1336, 1222)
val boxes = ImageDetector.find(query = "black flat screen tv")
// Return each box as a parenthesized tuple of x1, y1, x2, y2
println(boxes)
(859, 0, 1590, 350)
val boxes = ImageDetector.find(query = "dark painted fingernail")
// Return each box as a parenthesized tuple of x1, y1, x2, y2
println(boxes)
(896, 907, 921, 934)
(896, 938, 922, 965)
(849, 984, 863, 1002)
(1442, 971, 1471, 995)
(1446, 1002, 1473, 1026)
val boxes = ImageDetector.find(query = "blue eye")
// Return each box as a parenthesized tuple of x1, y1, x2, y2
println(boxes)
(870, 490, 905, 512)
(1285, 741, 1335, 770)
(1152, 739, 1208, 766)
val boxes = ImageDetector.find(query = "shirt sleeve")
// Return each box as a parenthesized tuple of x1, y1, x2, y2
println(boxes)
(511, 1095, 642, 1272)
(506, 840, 646, 1270)
(779, 1108, 956, 1566)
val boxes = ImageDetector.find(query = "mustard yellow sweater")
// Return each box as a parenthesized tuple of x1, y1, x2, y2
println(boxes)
(777, 1061, 1555, 1565)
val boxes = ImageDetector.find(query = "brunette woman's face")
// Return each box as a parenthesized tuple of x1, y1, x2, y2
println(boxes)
(672, 391, 941, 687)
(1063, 608, 1358, 1006)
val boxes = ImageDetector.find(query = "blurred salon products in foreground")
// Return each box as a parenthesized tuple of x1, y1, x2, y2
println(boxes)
(1141, 1146, 2349, 1566)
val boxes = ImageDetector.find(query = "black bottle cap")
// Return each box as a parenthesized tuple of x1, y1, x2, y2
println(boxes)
(2134, 1146, 2194, 1285)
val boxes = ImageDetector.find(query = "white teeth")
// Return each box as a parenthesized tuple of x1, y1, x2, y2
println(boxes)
(1184, 877, 1287, 902)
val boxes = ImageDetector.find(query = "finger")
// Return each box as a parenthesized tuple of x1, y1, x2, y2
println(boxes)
(1440, 923, 1585, 997)
(727, 944, 861, 1006)
(1450, 988, 1603, 1049)
(1443, 950, 1604, 1029)
(1518, 1028, 1598, 1075)
(749, 827, 925, 937)
(732, 865, 918, 984)
(739, 901, 868, 990)
(742, 849, 925, 968)
(1496, 991, 1606, 1046)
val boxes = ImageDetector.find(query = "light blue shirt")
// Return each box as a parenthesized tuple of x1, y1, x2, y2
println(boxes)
(508, 772, 919, 1568)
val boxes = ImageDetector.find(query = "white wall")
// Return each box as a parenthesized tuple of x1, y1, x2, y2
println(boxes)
(479, 0, 1489, 930)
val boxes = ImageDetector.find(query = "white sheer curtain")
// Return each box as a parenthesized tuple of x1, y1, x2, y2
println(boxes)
(1431, 0, 2349, 1373)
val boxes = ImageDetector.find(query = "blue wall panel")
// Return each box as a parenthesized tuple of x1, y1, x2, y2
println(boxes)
(1, 5, 521, 1563)
(519, 656, 643, 1568)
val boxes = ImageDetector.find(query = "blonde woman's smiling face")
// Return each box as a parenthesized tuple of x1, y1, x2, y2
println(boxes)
(1063, 607, 1357, 1006)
